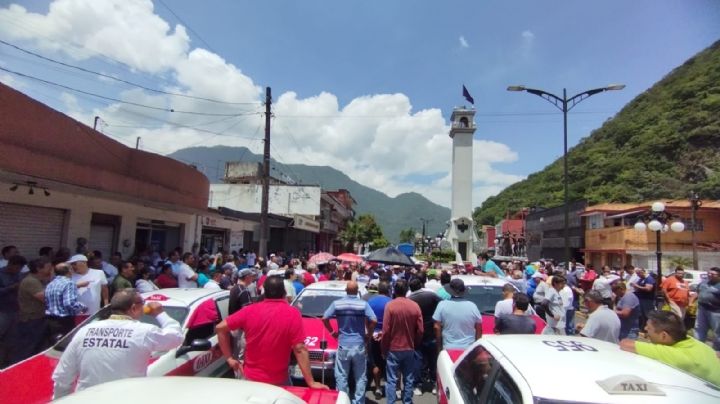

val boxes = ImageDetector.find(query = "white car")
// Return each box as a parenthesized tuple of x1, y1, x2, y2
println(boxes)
(684, 270, 708, 286)
(289, 281, 367, 385)
(437, 335, 720, 404)
(53, 376, 349, 404)
(0, 288, 231, 404)
(450, 275, 545, 334)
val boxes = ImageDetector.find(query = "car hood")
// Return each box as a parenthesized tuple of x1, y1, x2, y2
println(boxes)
(284, 386, 345, 404)
(301, 317, 338, 351)
(0, 350, 59, 404)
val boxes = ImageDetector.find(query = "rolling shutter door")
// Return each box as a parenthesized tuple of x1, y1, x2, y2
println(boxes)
(90, 224, 115, 259)
(0, 202, 65, 257)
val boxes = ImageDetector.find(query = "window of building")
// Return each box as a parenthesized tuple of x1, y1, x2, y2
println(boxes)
(587, 214, 604, 230)
(680, 217, 704, 231)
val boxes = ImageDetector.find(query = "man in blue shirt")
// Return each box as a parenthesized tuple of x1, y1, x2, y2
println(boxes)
(367, 281, 392, 398)
(323, 281, 377, 404)
(433, 279, 482, 350)
(474, 253, 505, 278)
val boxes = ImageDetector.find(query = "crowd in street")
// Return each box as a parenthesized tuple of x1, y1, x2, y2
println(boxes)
(1, 242, 719, 400)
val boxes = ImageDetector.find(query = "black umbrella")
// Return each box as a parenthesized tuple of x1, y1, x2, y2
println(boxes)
(366, 246, 414, 266)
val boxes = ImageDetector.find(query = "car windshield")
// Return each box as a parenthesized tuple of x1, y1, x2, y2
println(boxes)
(293, 290, 346, 317)
(463, 285, 505, 314)
(54, 306, 189, 352)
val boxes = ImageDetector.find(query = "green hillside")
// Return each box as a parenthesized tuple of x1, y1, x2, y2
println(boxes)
(474, 40, 720, 225)
(167, 146, 450, 242)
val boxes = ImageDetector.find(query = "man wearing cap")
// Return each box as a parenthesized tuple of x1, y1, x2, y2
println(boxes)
(69, 254, 109, 317)
(432, 278, 482, 351)
(576, 290, 620, 343)
(52, 288, 184, 398)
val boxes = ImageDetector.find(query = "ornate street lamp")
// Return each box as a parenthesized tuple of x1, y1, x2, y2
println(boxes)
(689, 191, 702, 270)
(507, 84, 624, 266)
(634, 201, 685, 307)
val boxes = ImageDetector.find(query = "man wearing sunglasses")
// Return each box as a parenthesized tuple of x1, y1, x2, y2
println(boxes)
(51, 288, 184, 399)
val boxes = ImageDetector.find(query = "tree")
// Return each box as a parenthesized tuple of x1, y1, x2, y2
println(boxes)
(398, 228, 416, 243)
(339, 221, 360, 251)
(371, 237, 390, 249)
(356, 214, 384, 245)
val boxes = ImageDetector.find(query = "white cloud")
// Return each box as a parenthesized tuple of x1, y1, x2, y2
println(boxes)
(0, 0, 524, 208)
(521, 30, 535, 42)
(459, 35, 469, 48)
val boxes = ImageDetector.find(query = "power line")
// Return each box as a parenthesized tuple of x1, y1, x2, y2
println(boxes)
(157, 0, 218, 55)
(0, 66, 258, 117)
(0, 39, 257, 105)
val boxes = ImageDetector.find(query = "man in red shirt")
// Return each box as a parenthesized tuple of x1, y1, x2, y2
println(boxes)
(662, 266, 690, 319)
(216, 276, 328, 389)
(381, 279, 423, 404)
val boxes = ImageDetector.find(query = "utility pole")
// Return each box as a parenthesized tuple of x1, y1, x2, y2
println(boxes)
(259, 87, 272, 260)
(420, 218, 432, 254)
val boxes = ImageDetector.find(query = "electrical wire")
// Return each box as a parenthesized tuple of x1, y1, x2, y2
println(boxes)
(0, 66, 262, 117)
(157, 0, 218, 55)
(0, 39, 258, 105)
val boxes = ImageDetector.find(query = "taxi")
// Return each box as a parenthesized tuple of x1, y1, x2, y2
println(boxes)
(289, 280, 366, 385)
(452, 275, 545, 334)
(0, 288, 231, 404)
(437, 335, 720, 404)
(53, 376, 350, 404)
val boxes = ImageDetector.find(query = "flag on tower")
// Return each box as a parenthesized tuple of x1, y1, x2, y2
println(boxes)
(462, 85, 474, 105)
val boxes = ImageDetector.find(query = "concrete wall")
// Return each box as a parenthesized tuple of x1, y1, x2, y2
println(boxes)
(209, 184, 321, 216)
(1, 179, 198, 257)
(0, 83, 209, 210)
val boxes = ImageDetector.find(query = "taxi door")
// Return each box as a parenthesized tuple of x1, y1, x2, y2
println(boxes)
(171, 294, 230, 377)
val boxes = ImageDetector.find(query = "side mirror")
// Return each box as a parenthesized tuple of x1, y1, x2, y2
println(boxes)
(176, 338, 212, 357)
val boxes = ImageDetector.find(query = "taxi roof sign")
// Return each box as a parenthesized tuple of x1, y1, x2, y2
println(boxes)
(145, 294, 170, 301)
(597, 375, 666, 396)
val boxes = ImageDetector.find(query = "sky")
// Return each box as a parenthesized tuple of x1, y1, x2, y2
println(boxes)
(0, 0, 719, 209)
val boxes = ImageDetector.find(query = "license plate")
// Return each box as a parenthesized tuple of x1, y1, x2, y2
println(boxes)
(291, 365, 303, 379)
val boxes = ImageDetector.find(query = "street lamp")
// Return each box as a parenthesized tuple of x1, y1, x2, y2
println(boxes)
(689, 191, 702, 271)
(634, 201, 685, 307)
(507, 84, 625, 267)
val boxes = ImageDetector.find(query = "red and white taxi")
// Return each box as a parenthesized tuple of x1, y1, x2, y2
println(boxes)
(53, 376, 350, 404)
(437, 335, 720, 404)
(452, 275, 545, 335)
(0, 288, 231, 404)
(289, 281, 366, 385)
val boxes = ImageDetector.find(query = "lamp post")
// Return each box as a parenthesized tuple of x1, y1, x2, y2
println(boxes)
(633, 201, 685, 308)
(689, 191, 702, 271)
(507, 84, 624, 267)
(420, 218, 432, 254)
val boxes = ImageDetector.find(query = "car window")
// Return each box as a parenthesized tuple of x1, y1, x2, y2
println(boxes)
(292, 290, 346, 317)
(139, 306, 189, 327)
(215, 295, 229, 320)
(454, 345, 497, 404)
(464, 285, 505, 314)
(486, 368, 522, 404)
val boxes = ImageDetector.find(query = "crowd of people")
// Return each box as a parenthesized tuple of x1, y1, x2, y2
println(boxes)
(1, 242, 719, 399)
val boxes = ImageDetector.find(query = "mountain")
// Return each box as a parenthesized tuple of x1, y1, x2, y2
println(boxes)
(167, 146, 450, 243)
(474, 40, 720, 225)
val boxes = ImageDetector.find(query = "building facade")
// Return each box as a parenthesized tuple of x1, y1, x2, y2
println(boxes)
(581, 200, 720, 271)
(524, 201, 587, 262)
(0, 83, 210, 259)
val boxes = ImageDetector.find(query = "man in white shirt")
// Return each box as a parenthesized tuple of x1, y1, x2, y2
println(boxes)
(69, 254, 109, 317)
(494, 284, 516, 318)
(52, 289, 184, 398)
(425, 269, 442, 292)
(204, 271, 222, 290)
(577, 290, 621, 343)
(177, 253, 198, 288)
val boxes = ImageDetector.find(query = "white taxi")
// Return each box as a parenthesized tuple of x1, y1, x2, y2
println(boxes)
(53, 376, 350, 404)
(0, 288, 230, 404)
(437, 335, 720, 404)
(289, 281, 367, 385)
(451, 275, 545, 334)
